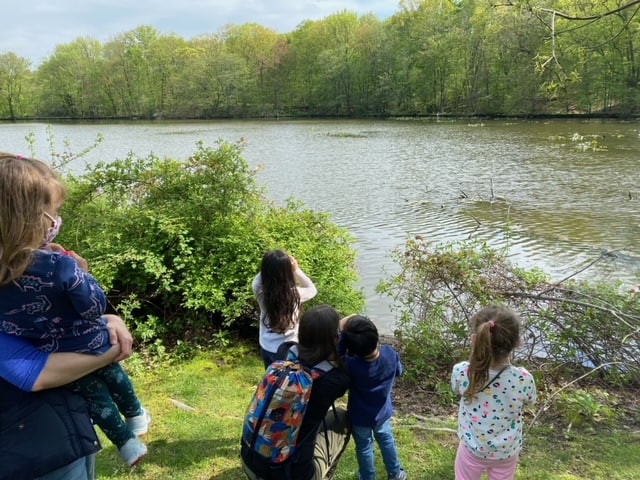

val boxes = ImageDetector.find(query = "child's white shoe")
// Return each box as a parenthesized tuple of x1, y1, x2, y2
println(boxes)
(126, 408, 151, 436)
(389, 469, 408, 480)
(118, 437, 147, 467)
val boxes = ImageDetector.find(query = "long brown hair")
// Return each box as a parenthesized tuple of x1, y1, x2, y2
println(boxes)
(260, 249, 301, 333)
(0, 154, 65, 286)
(463, 304, 521, 402)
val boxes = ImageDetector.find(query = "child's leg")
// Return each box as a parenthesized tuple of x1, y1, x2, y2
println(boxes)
(486, 454, 519, 480)
(372, 418, 403, 477)
(454, 442, 485, 480)
(455, 441, 519, 480)
(92, 363, 143, 418)
(68, 369, 135, 448)
(351, 424, 376, 480)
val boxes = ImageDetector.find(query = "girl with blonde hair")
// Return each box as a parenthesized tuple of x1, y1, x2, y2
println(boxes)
(451, 304, 537, 480)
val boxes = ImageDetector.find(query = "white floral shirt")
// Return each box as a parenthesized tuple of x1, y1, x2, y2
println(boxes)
(451, 361, 537, 460)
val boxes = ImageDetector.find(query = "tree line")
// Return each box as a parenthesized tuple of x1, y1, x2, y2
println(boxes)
(1, 0, 639, 120)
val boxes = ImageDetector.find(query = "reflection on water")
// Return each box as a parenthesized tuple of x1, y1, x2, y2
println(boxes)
(2, 119, 639, 333)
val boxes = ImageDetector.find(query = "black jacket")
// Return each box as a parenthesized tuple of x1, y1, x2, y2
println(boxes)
(0, 379, 101, 480)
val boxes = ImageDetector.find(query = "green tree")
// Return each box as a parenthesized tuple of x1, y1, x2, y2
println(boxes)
(102, 26, 163, 118)
(222, 24, 283, 116)
(144, 33, 190, 118)
(0, 52, 32, 120)
(466, 1, 546, 114)
(185, 35, 249, 117)
(287, 19, 327, 114)
(521, 0, 640, 114)
(387, 0, 466, 114)
(36, 38, 104, 118)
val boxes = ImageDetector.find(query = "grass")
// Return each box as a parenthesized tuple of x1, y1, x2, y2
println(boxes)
(95, 346, 640, 480)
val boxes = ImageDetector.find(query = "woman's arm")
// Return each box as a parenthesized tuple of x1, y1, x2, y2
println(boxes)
(31, 347, 120, 391)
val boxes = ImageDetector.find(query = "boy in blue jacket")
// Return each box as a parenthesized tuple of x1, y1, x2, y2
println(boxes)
(340, 315, 407, 480)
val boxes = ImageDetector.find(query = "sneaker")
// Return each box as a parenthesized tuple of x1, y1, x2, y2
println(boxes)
(126, 408, 151, 436)
(389, 470, 407, 480)
(118, 437, 147, 468)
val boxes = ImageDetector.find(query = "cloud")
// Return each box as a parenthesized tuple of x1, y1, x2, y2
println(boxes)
(1, 0, 398, 66)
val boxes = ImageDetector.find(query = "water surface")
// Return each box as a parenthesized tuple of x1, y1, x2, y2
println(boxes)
(3, 119, 639, 333)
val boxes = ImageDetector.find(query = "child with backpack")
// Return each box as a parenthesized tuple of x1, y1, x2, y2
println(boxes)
(241, 305, 350, 480)
(340, 314, 407, 480)
(451, 304, 537, 480)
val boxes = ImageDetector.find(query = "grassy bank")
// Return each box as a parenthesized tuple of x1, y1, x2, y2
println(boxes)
(95, 346, 640, 480)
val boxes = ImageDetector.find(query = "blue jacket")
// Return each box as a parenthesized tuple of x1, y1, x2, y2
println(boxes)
(0, 332, 100, 480)
(344, 344, 403, 427)
(0, 249, 109, 355)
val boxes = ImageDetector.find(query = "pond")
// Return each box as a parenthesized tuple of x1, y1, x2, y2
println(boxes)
(3, 118, 639, 333)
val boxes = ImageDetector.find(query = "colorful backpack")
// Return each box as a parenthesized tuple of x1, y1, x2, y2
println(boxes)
(241, 346, 333, 464)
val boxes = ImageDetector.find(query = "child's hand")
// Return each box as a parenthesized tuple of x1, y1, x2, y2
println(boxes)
(44, 242, 69, 254)
(290, 256, 299, 272)
(47, 243, 90, 272)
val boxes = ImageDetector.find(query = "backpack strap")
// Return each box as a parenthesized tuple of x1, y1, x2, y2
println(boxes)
(286, 344, 299, 361)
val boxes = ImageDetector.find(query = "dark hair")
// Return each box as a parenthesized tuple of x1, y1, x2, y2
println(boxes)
(464, 304, 521, 402)
(260, 249, 300, 333)
(297, 305, 341, 367)
(342, 315, 378, 357)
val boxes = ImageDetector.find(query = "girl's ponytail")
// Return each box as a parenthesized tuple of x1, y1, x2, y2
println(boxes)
(464, 321, 493, 401)
(463, 305, 521, 402)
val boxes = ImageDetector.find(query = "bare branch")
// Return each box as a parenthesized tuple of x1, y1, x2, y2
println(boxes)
(538, 0, 640, 21)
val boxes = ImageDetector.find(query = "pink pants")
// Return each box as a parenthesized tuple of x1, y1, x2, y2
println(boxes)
(454, 441, 519, 480)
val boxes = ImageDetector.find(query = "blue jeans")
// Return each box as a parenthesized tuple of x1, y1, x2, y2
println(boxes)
(260, 347, 279, 368)
(352, 418, 402, 480)
(34, 454, 95, 480)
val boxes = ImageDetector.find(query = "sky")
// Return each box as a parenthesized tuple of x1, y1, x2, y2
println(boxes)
(1, 0, 399, 66)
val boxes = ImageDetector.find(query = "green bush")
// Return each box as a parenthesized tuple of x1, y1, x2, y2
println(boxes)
(377, 238, 516, 384)
(379, 236, 640, 388)
(58, 140, 363, 343)
(556, 388, 617, 428)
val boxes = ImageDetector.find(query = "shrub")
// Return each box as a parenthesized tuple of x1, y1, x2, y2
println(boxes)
(556, 388, 617, 428)
(58, 140, 363, 343)
(379, 236, 640, 388)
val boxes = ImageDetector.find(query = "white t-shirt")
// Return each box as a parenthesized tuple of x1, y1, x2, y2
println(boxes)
(451, 361, 537, 460)
(252, 269, 317, 353)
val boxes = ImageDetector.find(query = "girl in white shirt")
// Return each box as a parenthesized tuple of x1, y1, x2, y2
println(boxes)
(451, 305, 536, 480)
(252, 249, 317, 367)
